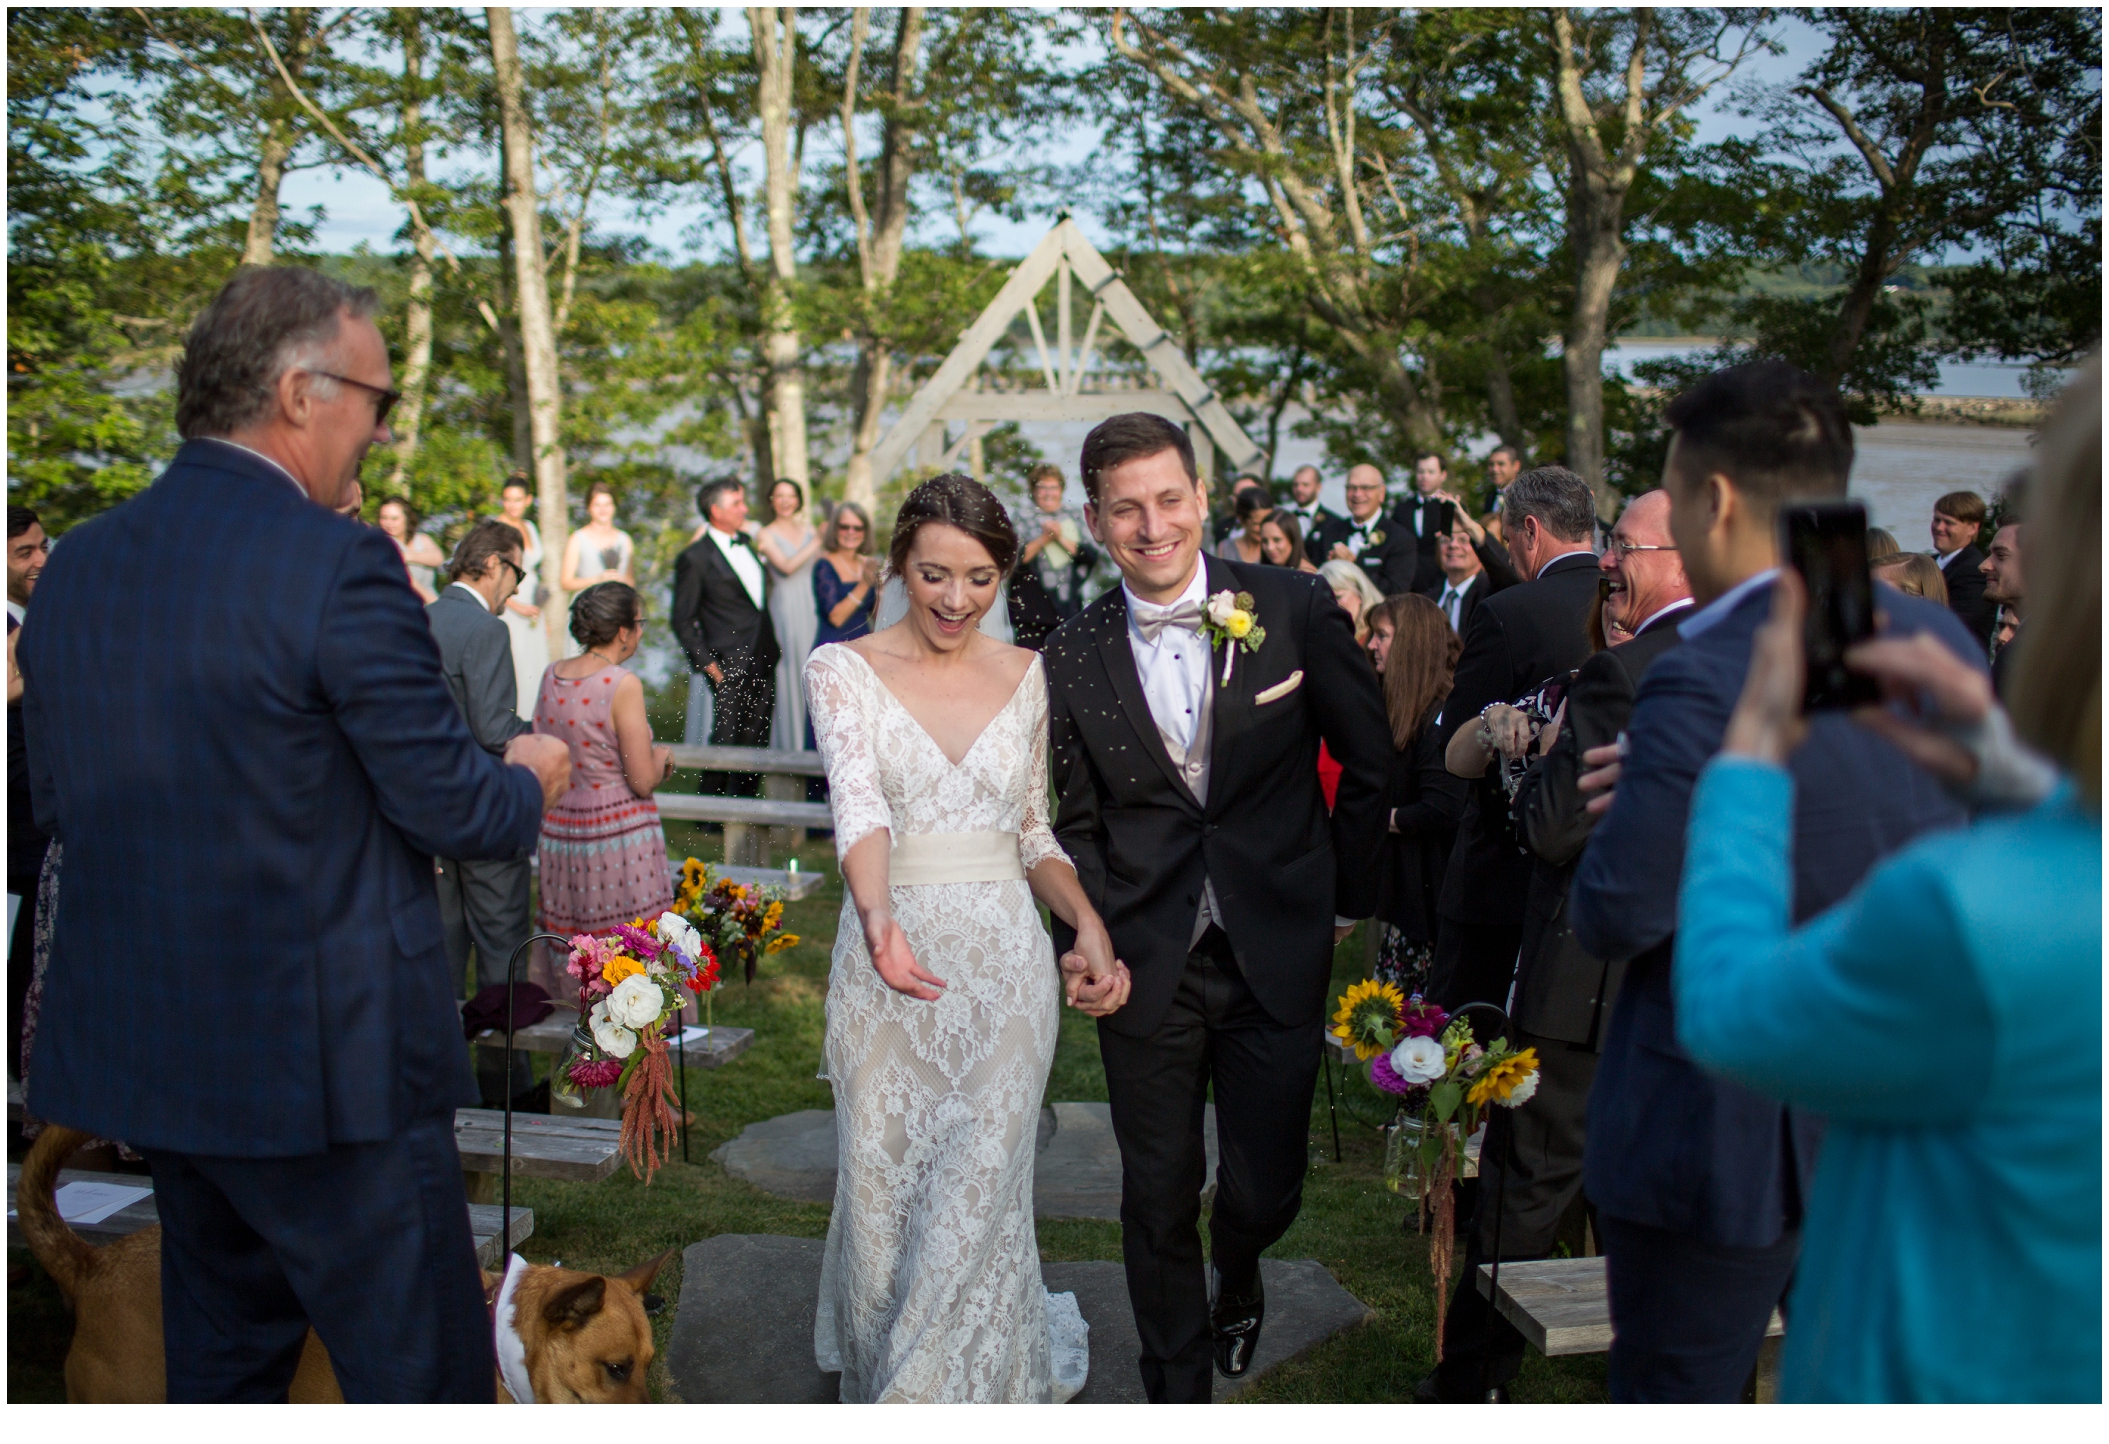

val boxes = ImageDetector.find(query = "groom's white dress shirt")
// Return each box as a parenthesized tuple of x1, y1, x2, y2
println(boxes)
(1126, 564, 1222, 944)
(708, 524, 766, 609)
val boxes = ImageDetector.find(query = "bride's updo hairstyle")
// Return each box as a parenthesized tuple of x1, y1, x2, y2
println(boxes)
(886, 473, 1019, 580)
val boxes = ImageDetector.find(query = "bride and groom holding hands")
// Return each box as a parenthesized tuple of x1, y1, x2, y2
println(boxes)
(806, 412, 1391, 1403)
(797, 408, 1391, 1399)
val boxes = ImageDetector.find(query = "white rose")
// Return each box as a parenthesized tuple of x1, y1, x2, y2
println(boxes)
(588, 1000, 637, 1059)
(1207, 590, 1238, 625)
(606, 972, 665, 1031)
(657, 911, 701, 962)
(1498, 1069, 1540, 1108)
(1391, 1034, 1447, 1086)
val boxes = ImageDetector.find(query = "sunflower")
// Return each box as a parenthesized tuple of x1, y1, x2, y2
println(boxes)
(1465, 1048, 1540, 1108)
(1330, 979, 1406, 1061)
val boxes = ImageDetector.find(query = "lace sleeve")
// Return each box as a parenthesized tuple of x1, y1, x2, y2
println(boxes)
(1018, 659, 1071, 874)
(806, 646, 891, 861)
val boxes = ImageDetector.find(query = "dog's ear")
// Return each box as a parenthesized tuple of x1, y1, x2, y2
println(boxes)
(616, 1248, 677, 1297)
(541, 1275, 607, 1333)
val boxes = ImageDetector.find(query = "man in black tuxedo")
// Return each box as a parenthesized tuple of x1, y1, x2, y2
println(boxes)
(1423, 506, 1524, 636)
(7, 505, 50, 1082)
(672, 477, 778, 795)
(1419, 488, 1692, 1402)
(1391, 453, 1460, 593)
(1315, 463, 1417, 595)
(1278, 464, 1343, 543)
(1044, 413, 1390, 1403)
(1930, 490, 1996, 653)
(1430, 466, 1602, 1019)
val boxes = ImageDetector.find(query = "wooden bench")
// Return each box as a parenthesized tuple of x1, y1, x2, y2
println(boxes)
(463, 1003, 755, 1073)
(660, 743, 827, 865)
(454, 1108, 622, 1184)
(7, 1161, 532, 1270)
(1475, 1255, 1784, 1401)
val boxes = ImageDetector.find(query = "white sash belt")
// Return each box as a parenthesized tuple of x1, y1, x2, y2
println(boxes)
(888, 831, 1025, 886)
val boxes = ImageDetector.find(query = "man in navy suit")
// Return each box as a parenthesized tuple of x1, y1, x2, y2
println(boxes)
(1569, 361, 1980, 1402)
(17, 267, 572, 1402)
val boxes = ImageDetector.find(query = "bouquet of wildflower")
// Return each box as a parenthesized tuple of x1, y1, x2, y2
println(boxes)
(1331, 979, 1540, 1360)
(562, 911, 719, 1183)
(670, 857, 800, 994)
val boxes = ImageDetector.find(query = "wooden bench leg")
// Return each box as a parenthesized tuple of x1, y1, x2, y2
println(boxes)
(723, 821, 765, 867)
(463, 1170, 496, 1205)
(763, 773, 803, 858)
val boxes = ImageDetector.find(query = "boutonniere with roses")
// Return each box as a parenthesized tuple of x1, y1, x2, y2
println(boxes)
(1366, 528, 1386, 547)
(1200, 590, 1266, 685)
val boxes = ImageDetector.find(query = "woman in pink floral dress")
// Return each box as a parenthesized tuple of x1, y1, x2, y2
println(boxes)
(531, 582, 675, 997)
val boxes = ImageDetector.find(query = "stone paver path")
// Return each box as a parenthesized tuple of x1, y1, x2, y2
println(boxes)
(710, 1101, 1217, 1219)
(664, 1233, 1373, 1403)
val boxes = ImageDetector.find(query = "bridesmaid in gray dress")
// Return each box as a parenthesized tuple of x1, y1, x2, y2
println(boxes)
(757, 479, 821, 751)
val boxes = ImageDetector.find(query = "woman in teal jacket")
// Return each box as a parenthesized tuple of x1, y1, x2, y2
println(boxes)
(1668, 371, 2100, 1402)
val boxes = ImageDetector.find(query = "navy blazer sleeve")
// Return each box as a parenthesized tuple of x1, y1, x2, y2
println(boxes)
(319, 531, 542, 861)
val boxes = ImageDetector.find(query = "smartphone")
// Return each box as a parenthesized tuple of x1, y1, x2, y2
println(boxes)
(1435, 498, 1457, 536)
(1782, 500, 1879, 710)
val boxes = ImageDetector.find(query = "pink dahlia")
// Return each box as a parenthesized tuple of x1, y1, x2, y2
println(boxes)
(1398, 997, 1449, 1040)
(1369, 1052, 1422, 1097)
(567, 1057, 624, 1089)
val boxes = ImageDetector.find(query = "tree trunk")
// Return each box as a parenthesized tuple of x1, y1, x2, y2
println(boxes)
(841, 7, 925, 512)
(242, 118, 291, 265)
(750, 6, 808, 489)
(387, 13, 434, 494)
(488, 6, 569, 657)
(1562, 187, 1625, 514)
(1821, 208, 1901, 389)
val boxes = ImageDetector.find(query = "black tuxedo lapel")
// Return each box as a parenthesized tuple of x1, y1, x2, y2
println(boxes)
(1090, 588, 1203, 813)
(1202, 554, 1263, 808)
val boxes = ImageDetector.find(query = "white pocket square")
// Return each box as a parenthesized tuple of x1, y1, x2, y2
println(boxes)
(1254, 670, 1304, 705)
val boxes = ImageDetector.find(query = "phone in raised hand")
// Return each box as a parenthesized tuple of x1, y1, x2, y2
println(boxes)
(1781, 499, 1880, 710)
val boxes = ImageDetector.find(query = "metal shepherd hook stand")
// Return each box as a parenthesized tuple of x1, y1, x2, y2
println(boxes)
(499, 932, 581, 1266)
(1446, 998, 1519, 1403)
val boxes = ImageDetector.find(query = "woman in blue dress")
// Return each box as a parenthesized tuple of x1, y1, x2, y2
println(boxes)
(812, 501, 879, 647)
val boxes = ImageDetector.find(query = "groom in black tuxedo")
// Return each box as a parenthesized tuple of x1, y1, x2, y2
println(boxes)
(1043, 413, 1391, 1402)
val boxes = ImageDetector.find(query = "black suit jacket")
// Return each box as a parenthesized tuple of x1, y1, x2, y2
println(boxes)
(1433, 550, 1602, 927)
(1390, 496, 1453, 593)
(1420, 537, 1522, 638)
(1280, 503, 1343, 551)
(672, 532, 777, 674)
(1312, 511, 1418, 596)
(7, 612, 51, 892)
(1509, 605, 1687, 1046)
(1938, 543, 1997, 655)
(425, 587, 532, 756)
(1045, 555, 1393, 1037)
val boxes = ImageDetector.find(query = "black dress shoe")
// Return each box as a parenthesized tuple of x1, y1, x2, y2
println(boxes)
(1413, 1371, 1509, 1403)
(1210, 1265, 1265, 1378)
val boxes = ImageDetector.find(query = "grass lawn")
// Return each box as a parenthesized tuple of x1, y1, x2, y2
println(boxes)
(8, 813, 1607, 1403)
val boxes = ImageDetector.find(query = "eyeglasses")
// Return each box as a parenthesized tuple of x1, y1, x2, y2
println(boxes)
(835, 522, 866, 534)
(497, 555, 526, 587)
(1604, 538, 1677, 559)
(314, 371, 402, 427)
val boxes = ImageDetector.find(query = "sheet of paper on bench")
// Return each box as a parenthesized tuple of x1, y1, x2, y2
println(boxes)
(666, 1026, 715, 1048)
(6, 1181, 154, 1227)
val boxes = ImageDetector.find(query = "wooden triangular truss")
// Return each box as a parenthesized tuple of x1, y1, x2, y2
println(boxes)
(868, 217, 1265, 486)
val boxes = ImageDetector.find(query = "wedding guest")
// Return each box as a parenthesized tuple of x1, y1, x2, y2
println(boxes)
(1982, 521, 2026, 695)
(1018, 464, 1100, 620)
(1317, 559, 1384, 643)
(1568, 360, 1981, 1403)
(1424, 528, 1487, 637)
(1216, 485, 1274, 564)
(1874, 552, 1948, 604)
(1485, 444, 1523, 517)
(672, 478, 777, 797)
(376, 496, 445, 603)
(8, 505, 50, 1081)
(426, 518, 534, 1105)
(1320, 465, 1416, 594)
(1930, 489, 1995, 646)
(813, 502, 881, 648)
(1279, 464, 1342, 542)
(1211, 474, 1269, 546)
(1421, 489, 1691, 1403)
(1363, 594, 1467, 996)
(531, 581, 675, 997)
(560, 482, 635, 654)
(1865, 526, 1901, 563)
(1669, 364, 2098, 1401)
(1259, 512, 1318, 573)
(1432, 466, 1601, 1024)
(17, 264, 570, 1401)
(1391, 453, 1455, 593)
(756, 478, 822, 752)
(493, 475, 550, 722)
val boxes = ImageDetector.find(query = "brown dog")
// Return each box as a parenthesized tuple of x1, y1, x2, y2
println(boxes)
(16, 1124, 671, 1402)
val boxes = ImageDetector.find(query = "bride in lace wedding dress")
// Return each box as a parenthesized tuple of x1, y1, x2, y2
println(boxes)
(805, 477, 1130, 1404)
